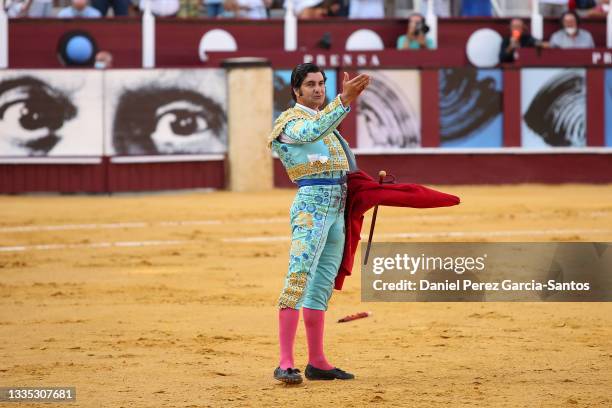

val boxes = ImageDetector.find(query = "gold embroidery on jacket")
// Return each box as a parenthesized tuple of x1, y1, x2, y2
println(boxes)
(285, 134, 349, 181)
(267, 96, 343, 147)
(278, 272, 308, 308)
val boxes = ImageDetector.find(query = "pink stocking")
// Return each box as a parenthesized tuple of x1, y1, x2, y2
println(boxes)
(303, 307, 334, 370)
(278, 307, 300, 370)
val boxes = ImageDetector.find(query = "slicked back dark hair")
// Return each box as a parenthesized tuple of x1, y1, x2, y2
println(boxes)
(290, 63, 327, 102)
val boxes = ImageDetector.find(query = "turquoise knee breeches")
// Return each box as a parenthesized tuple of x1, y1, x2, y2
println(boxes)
(278, 183, 347, 311)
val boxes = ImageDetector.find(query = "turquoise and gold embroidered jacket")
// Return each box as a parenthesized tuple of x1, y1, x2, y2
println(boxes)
(268, 95, 357, 182)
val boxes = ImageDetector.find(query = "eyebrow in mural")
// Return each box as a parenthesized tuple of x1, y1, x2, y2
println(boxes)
(112, 87, 227, 155)
(0, 76, 77, 156)
(438, 68, 501, 142)
(358, 72, 419, 149)
(523, 71, 586, 147)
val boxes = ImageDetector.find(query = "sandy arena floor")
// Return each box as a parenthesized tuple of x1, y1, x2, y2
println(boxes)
(1, 184, 611, 407)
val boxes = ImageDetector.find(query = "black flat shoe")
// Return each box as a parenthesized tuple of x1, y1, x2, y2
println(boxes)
(305, 364, 355, 380)
(274, 367, 303, 384)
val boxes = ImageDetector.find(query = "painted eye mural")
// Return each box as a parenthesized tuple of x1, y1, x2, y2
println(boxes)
(0, 76, 76, 156)
(438, 68, 503, 148)
(521, 69, 586, 148)
(112, 88, 226, 155)
(356, 70, 421, 149)
(105, 69, 228, 156)
(273, 73, 295, 121)
(0, 71, 103, 157)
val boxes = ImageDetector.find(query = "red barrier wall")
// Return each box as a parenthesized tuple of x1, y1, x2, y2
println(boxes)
(10, 18, 142, 68)
(3, 19, 612, 193)
(9, 17, 609, 68)
(0, 160, 225, 194)
(274, 153, 612, 186)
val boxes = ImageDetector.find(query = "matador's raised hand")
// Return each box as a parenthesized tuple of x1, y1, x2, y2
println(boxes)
(340, 72, 370, 107)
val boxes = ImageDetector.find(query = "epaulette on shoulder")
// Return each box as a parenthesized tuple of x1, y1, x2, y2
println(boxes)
(267, 107, 313, 148)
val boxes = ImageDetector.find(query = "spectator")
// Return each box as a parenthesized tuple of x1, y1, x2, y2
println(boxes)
(283, 0, 325, 18)
(5, 0, 29, 17)
(396, 13, 434, 50)
(58, 0, 103, 17)
(583, 0, 609, 16)
(178, 0, 201, 16)
(349, 0, 384, 18)
(421, 0, 450, 17)
(16, 0, 54, 17)
(572, 0, 596, 16)
(94, 51, 113, 69)
(91, 0, 129, 15)
(499, 18, 539, 63)
(204, 0, 223, 16)
(224, 0, 269, 17)
(325, 0, 347, 16)
(549, 10, 595, 48)
(138, 0, 180, 16)
(540, 0, 568, 17)
(460, 0, 491, 16)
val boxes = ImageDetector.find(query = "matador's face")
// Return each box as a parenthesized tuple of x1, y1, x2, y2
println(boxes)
(295, 72, 326, 111)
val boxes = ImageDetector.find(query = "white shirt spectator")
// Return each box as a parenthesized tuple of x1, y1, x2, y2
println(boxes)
(284, 0, 321, 15)
(139, 0, 180, 16)
(539, 0, 568, 17)
(349, 0, 384, 18)
(236, 0, 267, 18)
(421, 0, 450, 16)
(57, 5, 102, 17)
(29, 0, 53, 16)
(550, 28, 595, 48)
(6, 0, 26, 17)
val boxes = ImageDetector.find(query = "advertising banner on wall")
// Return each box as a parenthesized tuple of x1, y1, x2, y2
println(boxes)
(521, 68, 586, 148)
(0, 70, 104, 159)
(356, 70, 421, 150)
(104, 69, 228, 157)
(439, 68, 503, 148)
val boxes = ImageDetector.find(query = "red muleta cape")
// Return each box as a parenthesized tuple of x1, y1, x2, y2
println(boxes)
(334, 170, 461, 290)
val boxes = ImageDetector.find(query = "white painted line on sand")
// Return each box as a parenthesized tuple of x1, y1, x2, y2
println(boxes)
(2, 211, 609, 234)
(222, 229, 612, 243)
(0, 240, 187, 253)
(2, 229, 610, 253)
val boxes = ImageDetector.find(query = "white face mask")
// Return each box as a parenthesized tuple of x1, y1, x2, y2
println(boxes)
(565, 27, 577, 36)
(94, 61, 107, 69)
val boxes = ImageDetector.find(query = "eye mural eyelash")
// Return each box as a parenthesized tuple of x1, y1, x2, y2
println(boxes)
(0, 75, 77, 155)
(523, 71, 586, 147)
(357, 72, 419, 149)
(439, 68, 502, 143)
(112, 86, 227, 155)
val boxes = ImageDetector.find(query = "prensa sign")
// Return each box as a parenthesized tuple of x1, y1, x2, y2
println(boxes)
(592, 51, 612, 65)
(303, 53, 382, 68)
